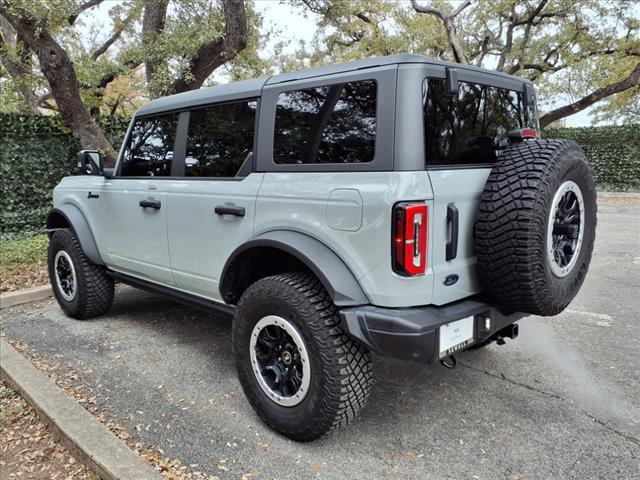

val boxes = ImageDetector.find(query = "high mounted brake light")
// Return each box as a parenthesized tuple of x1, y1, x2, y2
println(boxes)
(393, 202, 427, 276)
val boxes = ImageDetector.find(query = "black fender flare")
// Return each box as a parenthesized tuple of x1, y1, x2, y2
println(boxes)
(220, 230, 369, 307)
(46, 205, 104, 265)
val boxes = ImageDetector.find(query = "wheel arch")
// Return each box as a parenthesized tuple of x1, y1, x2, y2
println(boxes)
(220, 230, 369, 307)
(46, 205, 104, 266)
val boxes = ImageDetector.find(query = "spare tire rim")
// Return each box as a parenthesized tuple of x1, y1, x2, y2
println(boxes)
(250, 315, 310, 407)
(547, 180, 585, 278)
(54, 250, 77, 301)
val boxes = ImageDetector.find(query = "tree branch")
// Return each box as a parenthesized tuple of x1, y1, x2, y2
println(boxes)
(170, 0, 247, 94)
(91, 5, 138, 60)
(68, 0, 104, 25)
(411, 0, 469, 63)
(539, 62, 640, 128)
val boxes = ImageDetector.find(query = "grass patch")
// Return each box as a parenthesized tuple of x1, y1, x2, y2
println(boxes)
(0, 234, 48, 269)
(0, 234, 49, 293)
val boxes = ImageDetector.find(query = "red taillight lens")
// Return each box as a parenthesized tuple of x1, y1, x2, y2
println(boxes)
(392, 202, 428, 276)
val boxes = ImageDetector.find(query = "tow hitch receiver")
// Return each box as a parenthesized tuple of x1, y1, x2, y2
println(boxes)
(495, 323, 519, 345)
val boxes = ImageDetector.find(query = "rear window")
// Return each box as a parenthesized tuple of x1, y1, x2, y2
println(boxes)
(273, 80, 377, 165)
(185, 100, 257, 178)
(423, 79, 535, 167)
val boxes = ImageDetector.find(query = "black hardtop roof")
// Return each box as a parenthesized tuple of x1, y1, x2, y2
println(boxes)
(135, 53, 531, 117)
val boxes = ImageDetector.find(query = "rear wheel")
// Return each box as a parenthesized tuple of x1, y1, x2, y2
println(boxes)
(475, 140, 597, 316)
(232, 272, 373, 441)
(48, 229, 114, 319)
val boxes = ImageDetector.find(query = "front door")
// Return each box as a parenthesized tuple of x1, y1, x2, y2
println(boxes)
(100, 112, 179, 286)
(166, 99, 262, 299)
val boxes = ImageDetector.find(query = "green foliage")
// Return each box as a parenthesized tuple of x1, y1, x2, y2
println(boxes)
(543, 124, 640, 191)
(0, 113, 129, 239)
(0, 234, 48, 270)
(290, 0, 640, 124)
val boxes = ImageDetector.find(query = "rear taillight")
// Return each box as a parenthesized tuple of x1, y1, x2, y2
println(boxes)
(393, 202, 428, 276)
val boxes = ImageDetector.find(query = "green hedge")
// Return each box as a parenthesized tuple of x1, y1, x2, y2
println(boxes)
(0, 114, 638, 240)
(543, 124, 640, 192)
(0, 113, 129, 239)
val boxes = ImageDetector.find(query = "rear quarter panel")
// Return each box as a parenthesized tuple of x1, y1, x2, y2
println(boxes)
(255, 171, 436, 307)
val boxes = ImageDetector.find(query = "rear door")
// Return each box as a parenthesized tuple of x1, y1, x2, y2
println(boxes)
(423, 73, 537, 305)
(166, 99, 262, 300)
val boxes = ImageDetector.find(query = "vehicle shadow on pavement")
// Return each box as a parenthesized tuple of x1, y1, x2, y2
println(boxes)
(106, 286, 496, 430)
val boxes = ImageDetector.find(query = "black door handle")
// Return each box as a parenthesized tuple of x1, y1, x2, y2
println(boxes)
(215, 204, 245, 217)
(139, 199, 161, 209)
(446, 203, 458, 261)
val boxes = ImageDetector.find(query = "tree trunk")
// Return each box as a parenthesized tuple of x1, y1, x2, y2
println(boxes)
(442, 16, 468, 64)
(0, 7, 117, 166)
(166, 0, 247, 95)
(411, 0, 470, 64)
(142, 0, 169, 92)
(539, 62, 640, 128)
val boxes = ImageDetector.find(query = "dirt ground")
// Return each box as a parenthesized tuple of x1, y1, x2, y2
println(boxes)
(0, 380, 99, 479)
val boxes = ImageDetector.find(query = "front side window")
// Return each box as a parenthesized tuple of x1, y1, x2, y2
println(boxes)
(273, 80, 377, 165)
(185, 100, 257, 177)
(423, 79, 533, 166)
(120, 113, 178, 176)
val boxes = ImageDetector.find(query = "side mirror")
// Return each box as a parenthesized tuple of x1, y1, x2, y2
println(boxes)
(77, 150, 103, 176)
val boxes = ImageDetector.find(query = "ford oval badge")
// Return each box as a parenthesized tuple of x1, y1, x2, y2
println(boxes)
(444, 274, 459, 286)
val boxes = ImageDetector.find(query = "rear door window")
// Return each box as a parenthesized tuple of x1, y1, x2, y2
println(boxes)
(185, 100, 257, 177)
(273, 80, 377, 165)
(120, 113, 178, 176)
(423, 79, 533, 167)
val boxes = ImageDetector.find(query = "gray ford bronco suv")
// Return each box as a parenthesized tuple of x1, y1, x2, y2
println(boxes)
(46, 54, 596, 441)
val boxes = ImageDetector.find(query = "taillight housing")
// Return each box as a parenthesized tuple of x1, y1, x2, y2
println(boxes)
(392, 202, 428, 276)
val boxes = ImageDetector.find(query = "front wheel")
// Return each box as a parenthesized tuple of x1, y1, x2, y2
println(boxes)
(232, 272, 373, 442)
(48, 229, 114, 319)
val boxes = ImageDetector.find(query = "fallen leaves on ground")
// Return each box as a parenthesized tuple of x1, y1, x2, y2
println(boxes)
(3, 337, 232, 480)
(0, 263, 49, 293)
(0, 380, 100, 479)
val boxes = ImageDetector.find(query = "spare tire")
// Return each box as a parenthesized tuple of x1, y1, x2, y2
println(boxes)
(475, 139, 596, 316)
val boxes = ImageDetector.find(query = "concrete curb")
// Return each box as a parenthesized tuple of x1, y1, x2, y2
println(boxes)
(597, 191, 640, 199)
(0, 285, 53, 309)
(0, 338, 162, 480)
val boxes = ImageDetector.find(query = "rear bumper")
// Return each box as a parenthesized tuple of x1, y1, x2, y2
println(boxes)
(339, 298, 526, 364)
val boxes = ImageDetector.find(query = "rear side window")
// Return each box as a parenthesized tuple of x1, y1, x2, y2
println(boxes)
(273, 80, 376, 165)
(185, 100, 257, 177)
(423, 79, 532, 166)
(120, 113, 178, 176)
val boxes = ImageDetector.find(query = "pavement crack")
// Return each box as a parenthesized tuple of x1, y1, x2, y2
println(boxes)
(581, 411, 640, 446)
(461, 362, 640, 446)
(460, 362, 565, 400)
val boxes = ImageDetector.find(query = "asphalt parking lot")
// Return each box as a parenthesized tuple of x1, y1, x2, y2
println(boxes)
(2, 201, 639, 479)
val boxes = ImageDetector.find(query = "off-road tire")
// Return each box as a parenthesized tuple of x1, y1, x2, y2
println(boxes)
(476, 140, 596, 316)
(48, 229, 114, 319)
(232, 272, 373, 442)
